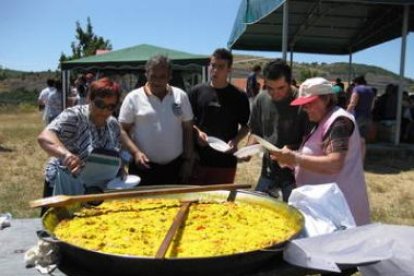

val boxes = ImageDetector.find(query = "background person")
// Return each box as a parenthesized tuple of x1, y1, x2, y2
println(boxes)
(270, 77, 370, 226)
(38, 78, 55, 110)
(75, 74, 88, 105)
(333, 78, 347, 109)
(76, 73, 95, 105)
(44, 80, 63, 124)
(119, 55, 194, 185)
(38, 78, 125, 213)
(334, 78, 345, 91)
(346, 75, 375, 160)
(245, 59, 311, 201)
(401, 91, 414, 142)
(188, 48, 250, 184)
(38, 78, 56, 123)
(246, 64, 261, 107)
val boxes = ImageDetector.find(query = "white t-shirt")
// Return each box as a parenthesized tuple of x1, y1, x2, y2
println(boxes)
(118, 86, 193, 164)
(38, 87, 56, 105)
(38, 86, 56, 122)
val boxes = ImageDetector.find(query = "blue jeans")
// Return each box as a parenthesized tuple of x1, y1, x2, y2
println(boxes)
(255, 176, 275, 193)
(255, 176, 295, 202)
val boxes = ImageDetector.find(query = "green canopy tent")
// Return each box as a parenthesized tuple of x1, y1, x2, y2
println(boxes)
(60, 44, 210, 107)
(228, 0, 414, 54)
(61, 43, 209, 70)
(227, 0, 414, 144)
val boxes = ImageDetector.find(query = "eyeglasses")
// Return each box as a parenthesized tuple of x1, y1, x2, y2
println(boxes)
(93, 98, 117, 111)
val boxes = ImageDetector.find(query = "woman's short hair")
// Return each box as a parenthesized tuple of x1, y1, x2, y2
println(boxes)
(89, 77, 121, 103)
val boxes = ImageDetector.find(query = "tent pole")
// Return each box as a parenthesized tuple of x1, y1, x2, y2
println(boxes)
(394, 5, 409, 145)
(229, 49, 233, 83)
(202, 66, 208, 83)
(282, 1, 289, 61)
(289, 46, 293, 69)
(348, 50, 353, 87)
(61, 70, 70, 109)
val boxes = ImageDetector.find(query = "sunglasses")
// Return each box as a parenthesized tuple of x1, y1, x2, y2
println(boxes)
(93, 98, 117, 111)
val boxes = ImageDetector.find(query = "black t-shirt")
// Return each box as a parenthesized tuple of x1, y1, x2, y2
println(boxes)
(77, 84, 87, 98)
(188, 83, 250, 168)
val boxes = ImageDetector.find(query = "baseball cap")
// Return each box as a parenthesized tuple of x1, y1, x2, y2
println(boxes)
(291, 77, 334, 106)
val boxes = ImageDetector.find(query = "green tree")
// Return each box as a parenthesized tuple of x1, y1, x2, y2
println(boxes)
(0, 68, 6, 81)
(299, 68, 318, 82)
(59, 17, 112, 64)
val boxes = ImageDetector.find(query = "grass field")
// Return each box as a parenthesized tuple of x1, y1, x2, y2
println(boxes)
(0, 109, 413, 225)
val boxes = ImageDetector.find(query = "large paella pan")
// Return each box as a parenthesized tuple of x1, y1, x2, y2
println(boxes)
(41, 188, 303, 276)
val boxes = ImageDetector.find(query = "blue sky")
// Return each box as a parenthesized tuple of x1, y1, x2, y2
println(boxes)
(1, 0, 413, 79)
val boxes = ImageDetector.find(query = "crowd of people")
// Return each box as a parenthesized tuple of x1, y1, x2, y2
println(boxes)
(41, 48, 414, 227)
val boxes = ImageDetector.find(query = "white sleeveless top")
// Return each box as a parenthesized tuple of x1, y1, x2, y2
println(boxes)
(295, 107, 371, 225)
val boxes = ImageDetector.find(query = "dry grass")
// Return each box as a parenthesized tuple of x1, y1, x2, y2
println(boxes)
(0, 109, 48, 217)
(0, 110, 413, 226)
(365, 156, 414, 225)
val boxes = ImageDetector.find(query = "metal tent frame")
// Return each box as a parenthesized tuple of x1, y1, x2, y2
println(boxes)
(228, 0, 414, 144)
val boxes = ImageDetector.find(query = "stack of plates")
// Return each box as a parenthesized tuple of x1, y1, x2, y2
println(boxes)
(106, 175, 141, 190)
(207, 136, 231, 152)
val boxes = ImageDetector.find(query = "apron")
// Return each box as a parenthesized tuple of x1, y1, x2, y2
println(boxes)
(295, 107, 371, 226)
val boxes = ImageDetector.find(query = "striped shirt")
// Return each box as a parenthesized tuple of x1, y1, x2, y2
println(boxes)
(44, 105, 121, 182)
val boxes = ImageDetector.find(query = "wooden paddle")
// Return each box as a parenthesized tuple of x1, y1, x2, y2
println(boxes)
(155, 200, 196, 259)
(29, 183, 251, 208)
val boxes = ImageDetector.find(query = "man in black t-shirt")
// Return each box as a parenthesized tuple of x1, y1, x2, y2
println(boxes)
(188, 48, 250, 184)
(246, 59, 311, 201)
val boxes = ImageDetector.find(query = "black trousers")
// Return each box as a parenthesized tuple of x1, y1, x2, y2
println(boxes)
(128, 157, 183, 186)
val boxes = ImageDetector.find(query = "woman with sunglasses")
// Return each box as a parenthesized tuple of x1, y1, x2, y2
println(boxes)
(38, 77, 127, 208)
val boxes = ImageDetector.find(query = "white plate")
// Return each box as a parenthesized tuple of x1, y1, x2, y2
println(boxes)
(106, 175, 141, 190)
(252, 134, 282, 152)
(207, 136, 231, 152)
(233, 144, 263, 158)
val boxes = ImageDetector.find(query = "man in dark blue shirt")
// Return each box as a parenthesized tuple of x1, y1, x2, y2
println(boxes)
(246, 65, 261, 98)
(347, 75, 375, 160)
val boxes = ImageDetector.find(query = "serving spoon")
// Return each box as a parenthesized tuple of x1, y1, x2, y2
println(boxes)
(29, 183, 251, 208)
(155, 200, 197, 259)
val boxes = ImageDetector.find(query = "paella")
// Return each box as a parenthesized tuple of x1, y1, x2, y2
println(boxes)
(53, 198, 300, 258)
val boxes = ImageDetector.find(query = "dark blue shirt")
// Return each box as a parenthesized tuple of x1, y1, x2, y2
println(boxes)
(353, 85, 374, 119)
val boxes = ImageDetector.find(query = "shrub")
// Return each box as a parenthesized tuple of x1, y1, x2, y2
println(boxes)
(0, 88, 38, 107)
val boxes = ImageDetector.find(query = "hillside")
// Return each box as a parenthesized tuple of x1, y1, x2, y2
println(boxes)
(232, 55, 414, 94)
(1, 57, 413, 99)
(0, 68, 58, 93)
